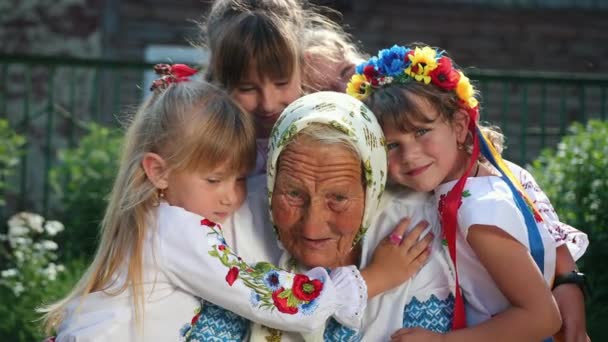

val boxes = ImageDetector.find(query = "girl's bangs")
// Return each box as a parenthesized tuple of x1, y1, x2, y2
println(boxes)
(368, 85, 435, 133)
(215, 13, 298, 88)
(177, 97, 256, 175)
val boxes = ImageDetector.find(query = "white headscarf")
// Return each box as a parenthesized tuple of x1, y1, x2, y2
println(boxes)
(266, 91, 388, 245)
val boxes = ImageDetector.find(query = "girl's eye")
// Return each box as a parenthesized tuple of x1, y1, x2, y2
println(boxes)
(206, 178, 220, 184)
(386, 142, 399, 150)
(236, 84, 255, 92)
(237, 177, 247, 182)
(274, 80, 289, 87)
(415, 128, 430, 137)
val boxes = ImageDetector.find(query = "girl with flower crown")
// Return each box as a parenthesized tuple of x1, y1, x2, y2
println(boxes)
(301, 33, 589, 341)
(38, 66, 430, 341)
(347, 44, 571, 341)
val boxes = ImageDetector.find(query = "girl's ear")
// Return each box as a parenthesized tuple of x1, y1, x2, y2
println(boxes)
(453, 109, 471, 144)
(142, 153, 169, 189)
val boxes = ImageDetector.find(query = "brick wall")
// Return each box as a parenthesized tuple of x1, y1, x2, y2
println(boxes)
(342, 1, 607, 73)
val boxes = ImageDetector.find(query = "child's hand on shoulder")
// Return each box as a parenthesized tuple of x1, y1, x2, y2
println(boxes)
(390, 327, 444, 342)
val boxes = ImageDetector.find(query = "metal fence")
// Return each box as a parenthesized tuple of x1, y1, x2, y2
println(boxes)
(1, 54, 608, 216)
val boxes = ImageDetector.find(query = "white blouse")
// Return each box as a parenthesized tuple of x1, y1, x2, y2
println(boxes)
(56, 202, 367, 342)
(359, 189, 455, 341)
(434, 176, 557, 326)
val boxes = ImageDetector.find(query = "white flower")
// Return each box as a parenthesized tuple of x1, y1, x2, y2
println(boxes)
(41, 240, 58, 251)
(7, 214, 27, 229)
(13, 282, 24, 296)
(26, 213, 45, 234)
(8, 225, 29, 239)
(44, 220, 64, 236)
(278, 271, 294, 289)
(1, 268, 18, 278)
(9, 236, 32, 248)
(42, 263, 59, 281)
(14, 250, 24, 262)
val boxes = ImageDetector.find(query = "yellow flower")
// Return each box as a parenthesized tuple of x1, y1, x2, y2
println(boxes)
(346, 74, 371, 100)
(405, 46, 438, 84)
(456, 71, 477, 108)
(467, 97, 479, 109)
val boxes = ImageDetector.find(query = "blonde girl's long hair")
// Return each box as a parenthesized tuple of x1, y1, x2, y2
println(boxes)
(40, 79, 256, 333)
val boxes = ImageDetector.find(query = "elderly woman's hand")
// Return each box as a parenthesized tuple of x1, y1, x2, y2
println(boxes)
(360, 217, 433, 298)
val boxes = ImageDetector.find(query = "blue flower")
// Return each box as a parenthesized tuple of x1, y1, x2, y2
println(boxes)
(299, 298, 320, 315)
(263, 270, 282, 291)
(179, 323, 191, 337)
(355, 56, 379, 75)
(250, 290, 261, 306)
(377, 45, 410, 77)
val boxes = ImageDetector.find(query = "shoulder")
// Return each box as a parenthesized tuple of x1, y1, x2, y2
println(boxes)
(157, 202, 205, 232)
(370, 188, 436, 235)
(380, 188, 433, 214)
(457, 177, 530, 244)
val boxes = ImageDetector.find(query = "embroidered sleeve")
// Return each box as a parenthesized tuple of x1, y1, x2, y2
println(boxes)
(509, 162, 589, 260)
(157, 206, 366, 332)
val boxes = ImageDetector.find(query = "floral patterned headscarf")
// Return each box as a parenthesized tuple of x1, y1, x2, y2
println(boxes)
(266, 91, 387, 245)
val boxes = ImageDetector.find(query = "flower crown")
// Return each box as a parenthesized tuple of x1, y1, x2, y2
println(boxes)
(346, 44, 479, 119)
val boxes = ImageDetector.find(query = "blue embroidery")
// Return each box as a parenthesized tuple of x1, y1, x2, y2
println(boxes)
(403, 293, 454, 333)
(323, 317, 360, 341)
(187, 302, 249, 342)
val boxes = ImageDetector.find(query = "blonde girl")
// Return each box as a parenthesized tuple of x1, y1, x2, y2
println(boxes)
(348, 44, 563, 342)
(40, 65, 428, 341)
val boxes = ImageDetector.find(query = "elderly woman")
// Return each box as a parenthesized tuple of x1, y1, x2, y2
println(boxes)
(236, 91, 455, 341)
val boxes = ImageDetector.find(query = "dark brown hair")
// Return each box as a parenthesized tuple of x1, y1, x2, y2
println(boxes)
(201, 4, 301, 89)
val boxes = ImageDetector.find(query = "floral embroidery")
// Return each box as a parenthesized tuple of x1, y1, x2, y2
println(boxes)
(202, 219, 324, 315)
(179, 304, 202, 341)
(438, 192, 467, 244)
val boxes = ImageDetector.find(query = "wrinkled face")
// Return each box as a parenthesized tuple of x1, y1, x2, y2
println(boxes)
(231, 64, 302, 139)
(383, 95, 468, 192)
(304, 53, 356, 93)
(165, 163, 247, 224)
(271, 137, 365, 269)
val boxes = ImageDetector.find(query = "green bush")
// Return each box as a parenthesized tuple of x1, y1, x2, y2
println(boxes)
(0, 212, 86, 341)
(49, 123, 123, 260)
(0, 119, 26, 208)
(530, 119, 608, 340)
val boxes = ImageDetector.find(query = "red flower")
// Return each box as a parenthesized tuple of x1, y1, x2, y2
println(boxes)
(190, 312, 201, 325)
(429, 57, 460, 90)
(292, 274, 323, 301)
(225, 267, 239, 286)
(218, 245, 226, 251)
(200, 218, 217, 228)
(170, 64, 198, 78)
(362, 64, 377, 82)
(272, 288, 299, 314)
